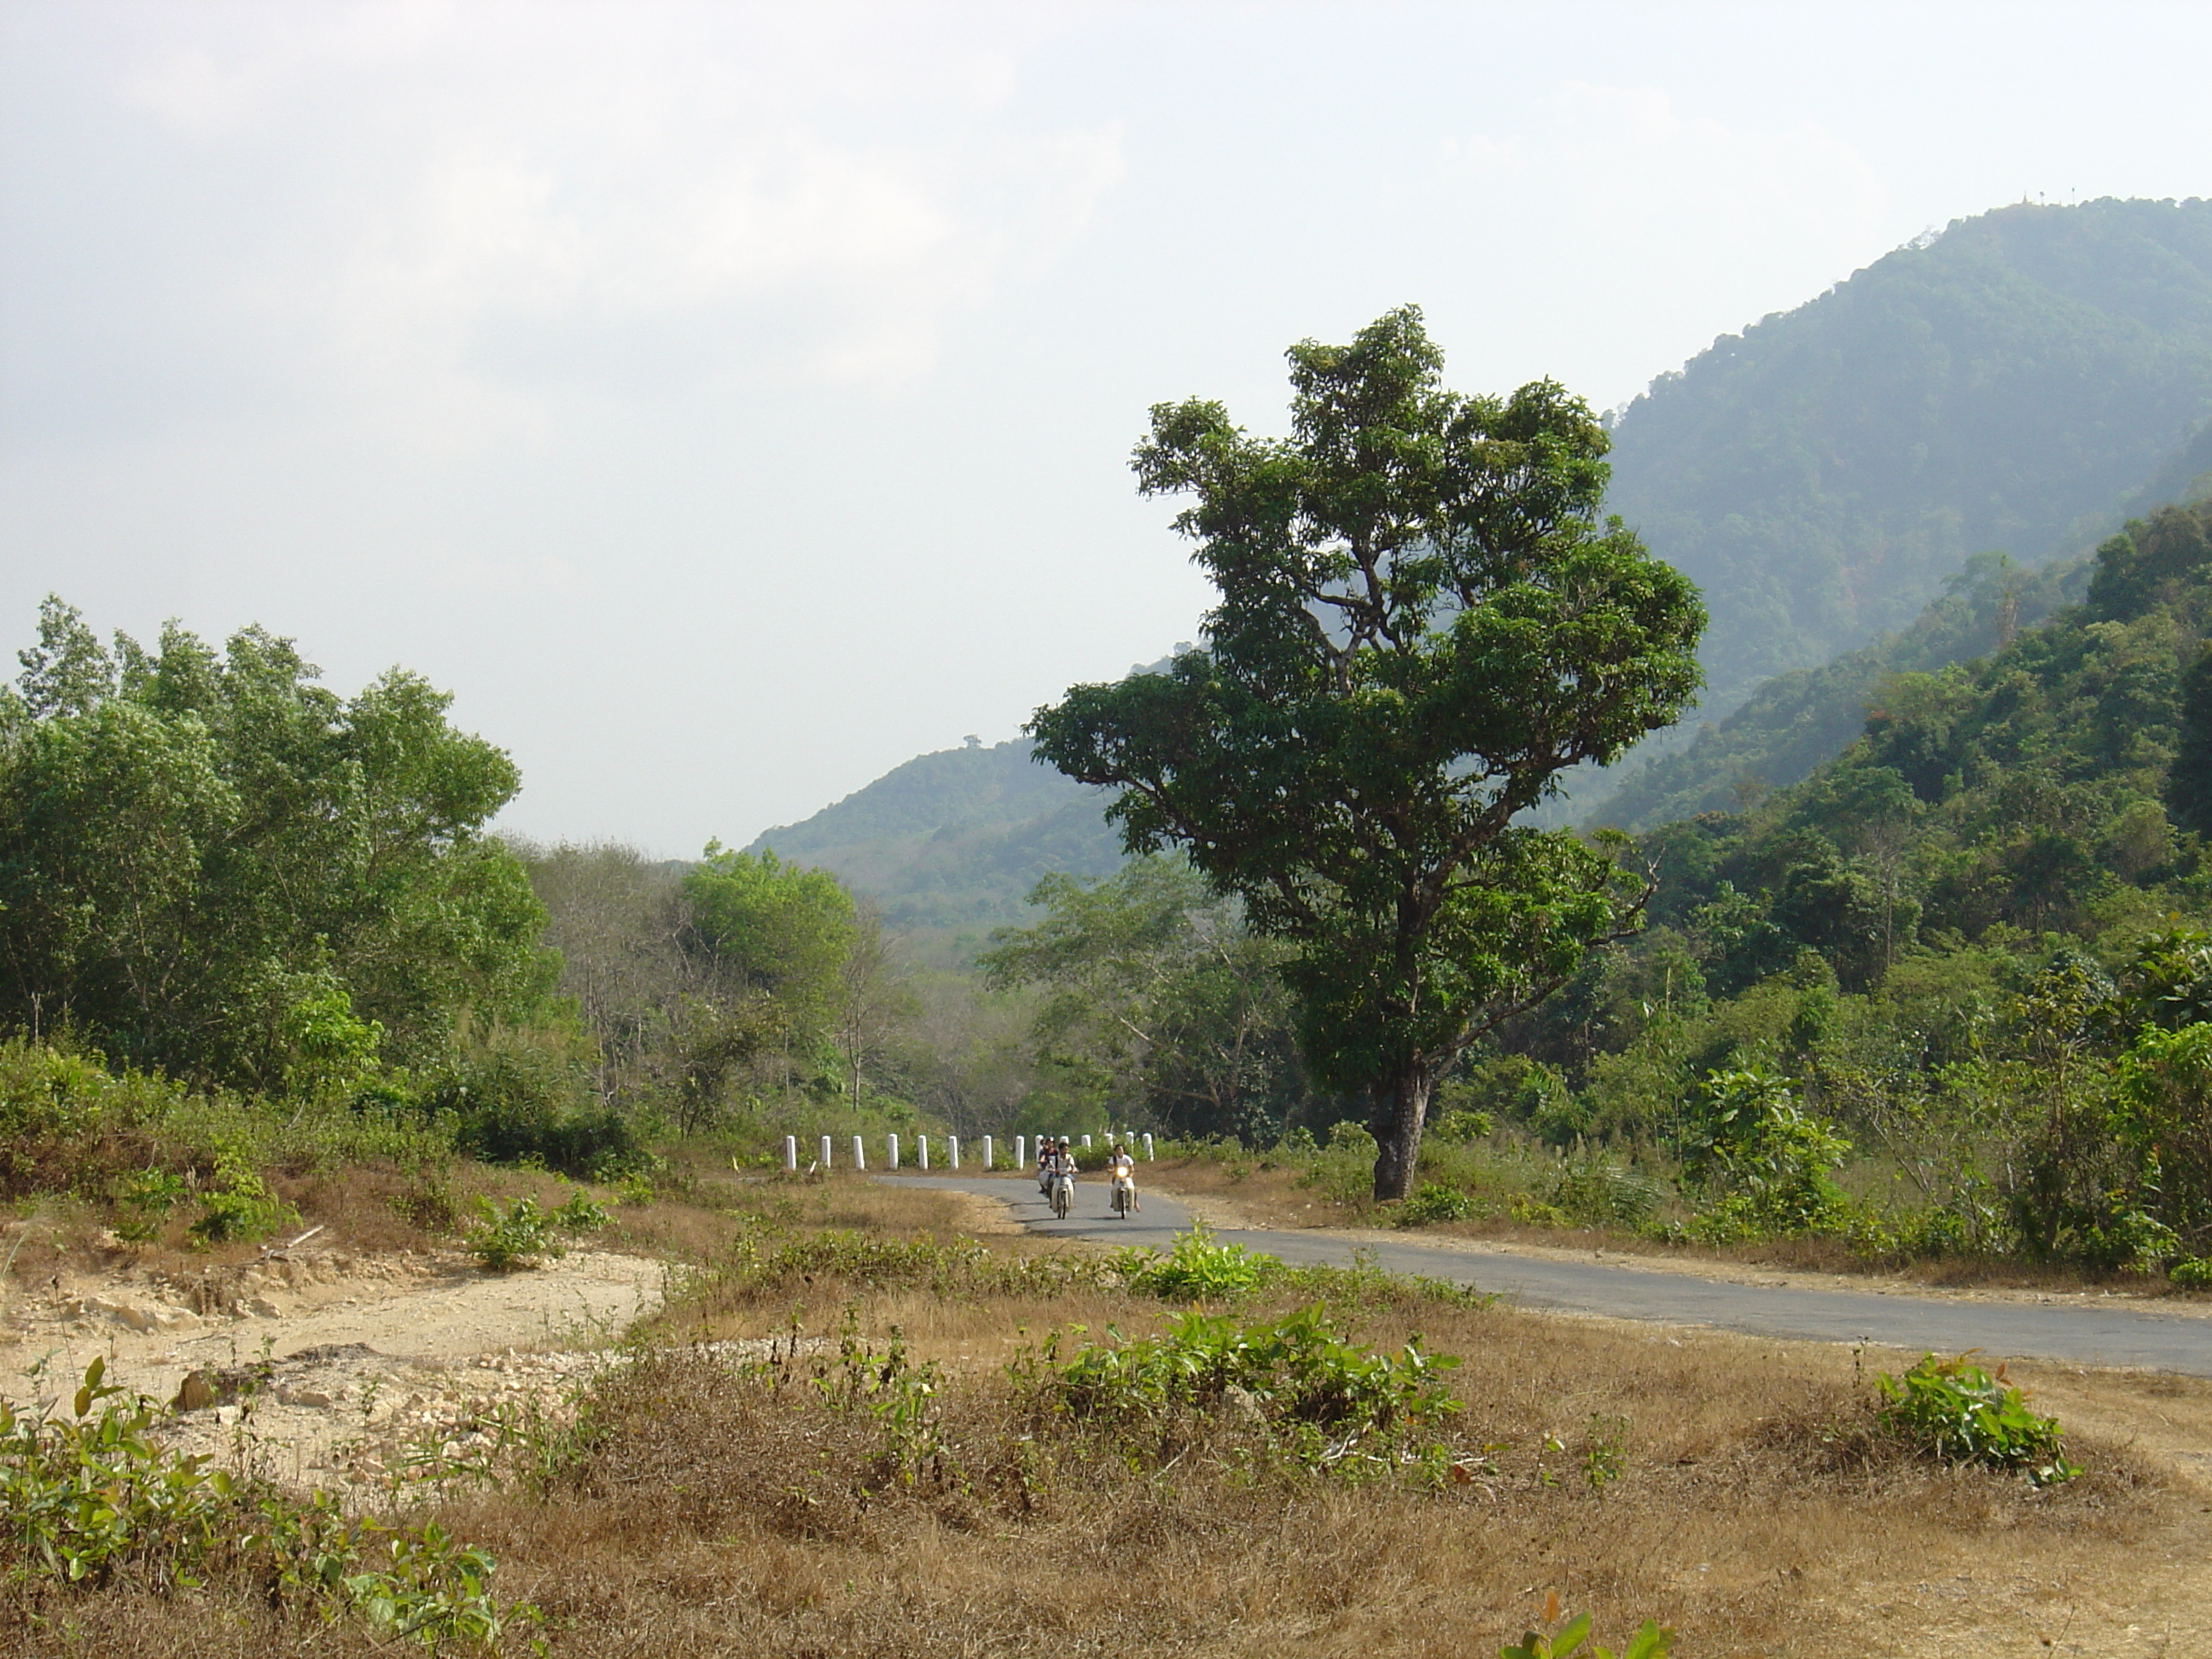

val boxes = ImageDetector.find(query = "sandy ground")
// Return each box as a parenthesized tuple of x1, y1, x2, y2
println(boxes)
(1, 1239, 669, 1487)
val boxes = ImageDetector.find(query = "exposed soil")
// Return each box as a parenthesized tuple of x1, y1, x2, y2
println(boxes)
(1, 1234, 667, 1486)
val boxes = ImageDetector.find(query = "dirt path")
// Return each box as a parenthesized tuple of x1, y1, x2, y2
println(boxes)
(2, 1241, 668, 1486)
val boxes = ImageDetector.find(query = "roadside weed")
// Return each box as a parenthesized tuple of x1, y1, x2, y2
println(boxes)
(1876, 1352, 2079, 1486)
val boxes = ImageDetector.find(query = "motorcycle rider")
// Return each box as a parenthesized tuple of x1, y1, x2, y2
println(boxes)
(1039, 1135, 1076, 1195)
(1107, 1141, 1140, 1213)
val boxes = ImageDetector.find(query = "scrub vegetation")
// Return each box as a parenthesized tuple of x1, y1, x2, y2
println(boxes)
(6, 1178, 2186, 1657)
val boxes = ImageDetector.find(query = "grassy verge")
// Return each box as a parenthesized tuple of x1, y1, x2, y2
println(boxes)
(1138, 1139, 2212, 1296)
(7, 1173, 2196, 1656)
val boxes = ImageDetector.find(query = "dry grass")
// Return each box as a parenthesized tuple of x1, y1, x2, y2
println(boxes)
(7, 1175, 2207, 1658)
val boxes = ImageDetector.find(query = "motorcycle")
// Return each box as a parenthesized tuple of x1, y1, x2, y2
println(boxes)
(1048, 1167, 1074, 1220)
(1109, 1169, 1136, 1219)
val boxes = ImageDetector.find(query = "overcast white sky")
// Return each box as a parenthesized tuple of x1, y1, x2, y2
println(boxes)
(3, 2, 2208, 854)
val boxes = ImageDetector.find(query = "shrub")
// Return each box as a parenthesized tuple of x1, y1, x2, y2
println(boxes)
(1036, 1305, 1460, 1477)
(0, 1359, 532, 1641)
(1679, 1068, 1850, 1237)
(1429, 1109, 1493, 1143)
(1550, 1152, 1662, 1228)
(1395, 1182, 1477, 1226)
(2168, 1255, 2212, 1289)
(1875, 1352, 2079, 1486)
(185, 1150, 298, 1246)
(1122, 1224, 1266, 1300)
(422, 1045, 647, 1179)
(550, 1190, 611, 1233)
(465, 1196, 564, 1272)
(1501, 1604, 1674, 1659)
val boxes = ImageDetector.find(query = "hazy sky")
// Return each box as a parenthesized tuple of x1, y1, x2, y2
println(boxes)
(4, 2, 2209, 855)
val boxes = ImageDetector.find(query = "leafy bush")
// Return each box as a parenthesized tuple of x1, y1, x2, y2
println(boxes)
(1037, 1305, 1460, 1477)
(465, 1196, 564, 1272)
(1679, 1068, 1850, 1236)
(2171, 1255, 2212, 1289)
(1501, 1604, 1674, 1659)
(1122, 1224, 1266, 1300)
(1326, 1120, 1377, 1154)
(0, 1359, 532, 1642)
(1429, 1109, 1493, 1143)
(422, 1045, 646, 1179)
(1550, 1152, 1662, 1228)
(550, 1190, 611, 1233)
(1395, 1182, 1477, 1226)
(1876, 1352, 2079, 1486)
(185, 1150, 298, 1246)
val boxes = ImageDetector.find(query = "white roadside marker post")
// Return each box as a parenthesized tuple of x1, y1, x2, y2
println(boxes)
(947, 1136, 959, 1170)
(887, 1133, 899, 1171)
(1014, 1135, 1026, 1172)
(783, 1136, 797, 1172)
(853, 1135, 866, 1172)
(820, 1134, 834, 1169)
(918, 1134, 930, 1172)
(981, 1135, 994, 1171)
(1144, 1132, 1155, 1161)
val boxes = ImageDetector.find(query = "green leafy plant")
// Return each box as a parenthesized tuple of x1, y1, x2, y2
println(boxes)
(1121, 1224, 1267, 1300)
(186, 1150, 297, 1245)
(2, 1359, 533, 1644)
(1876, 1352, 2079, 1486)
(112, 1167, 188, 1243)
(465, 1195, 564, 1272)
(1038, 1304, 1460, 1477)
(551, 1190, 611, 1233)
(1395, 1182, 1477, 1225)
(1501, 1603, 1674, 1659)
(1679, 1068, 1851, 1237)
(2170, 1254, 2212, 1289)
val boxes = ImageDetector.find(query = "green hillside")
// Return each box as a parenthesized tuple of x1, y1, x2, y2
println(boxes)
(1592, 410, 2212, 828)
(1604, 196, 2212, 718)
(756, 199, 2212, 919)
(1633, 495, 2212, 980)
(747, 737, 1119, 933)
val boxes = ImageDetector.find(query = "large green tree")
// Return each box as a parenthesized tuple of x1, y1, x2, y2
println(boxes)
(1028, 308, 1705, 1196)
(0, 598, 551, 1089)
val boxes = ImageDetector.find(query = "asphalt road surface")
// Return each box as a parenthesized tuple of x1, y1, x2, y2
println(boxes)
(894, 1172, 2212, 1376)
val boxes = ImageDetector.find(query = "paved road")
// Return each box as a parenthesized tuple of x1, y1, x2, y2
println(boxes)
(894, 1172, 2212, 1376)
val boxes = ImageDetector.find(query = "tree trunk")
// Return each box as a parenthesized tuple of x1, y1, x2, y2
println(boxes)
(1369, 1064, 1435, 1200)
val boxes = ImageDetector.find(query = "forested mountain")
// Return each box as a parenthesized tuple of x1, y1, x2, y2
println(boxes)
(1593, 397, 2212, 828)
(758, 199, 2212, 921)
(747, 736, 1117, 933)
(1604, 196, 2212, 719)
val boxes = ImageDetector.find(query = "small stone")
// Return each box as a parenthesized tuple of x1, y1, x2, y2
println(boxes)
(216, 1405, 241, 1427)
(248, 1296, 280, 1318)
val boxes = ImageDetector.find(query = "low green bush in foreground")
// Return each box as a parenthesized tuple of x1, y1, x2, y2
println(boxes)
(0, 1359, 531, 1644)
(1876, 1352, 2079, 1487)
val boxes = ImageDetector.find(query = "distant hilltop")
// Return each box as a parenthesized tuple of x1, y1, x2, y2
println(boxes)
(757, 197, 2212, 925)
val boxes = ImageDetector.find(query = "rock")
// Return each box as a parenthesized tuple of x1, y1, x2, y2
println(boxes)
(278, 1387, 334, 1408)
(216, 1405, 240, 1427)
(248, 1296, 281, 1318)
(84, 1295, 196, 1332)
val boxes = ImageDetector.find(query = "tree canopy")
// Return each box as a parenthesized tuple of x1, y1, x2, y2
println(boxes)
(0, 597, 550, 1091)
(1029, 306, 1705, 1196)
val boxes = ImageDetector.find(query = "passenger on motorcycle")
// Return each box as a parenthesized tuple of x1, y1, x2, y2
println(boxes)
(1039, 1136, 1076, 1194)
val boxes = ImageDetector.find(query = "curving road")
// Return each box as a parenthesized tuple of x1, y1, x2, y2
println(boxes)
(894, 1172, 2212, 1376)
